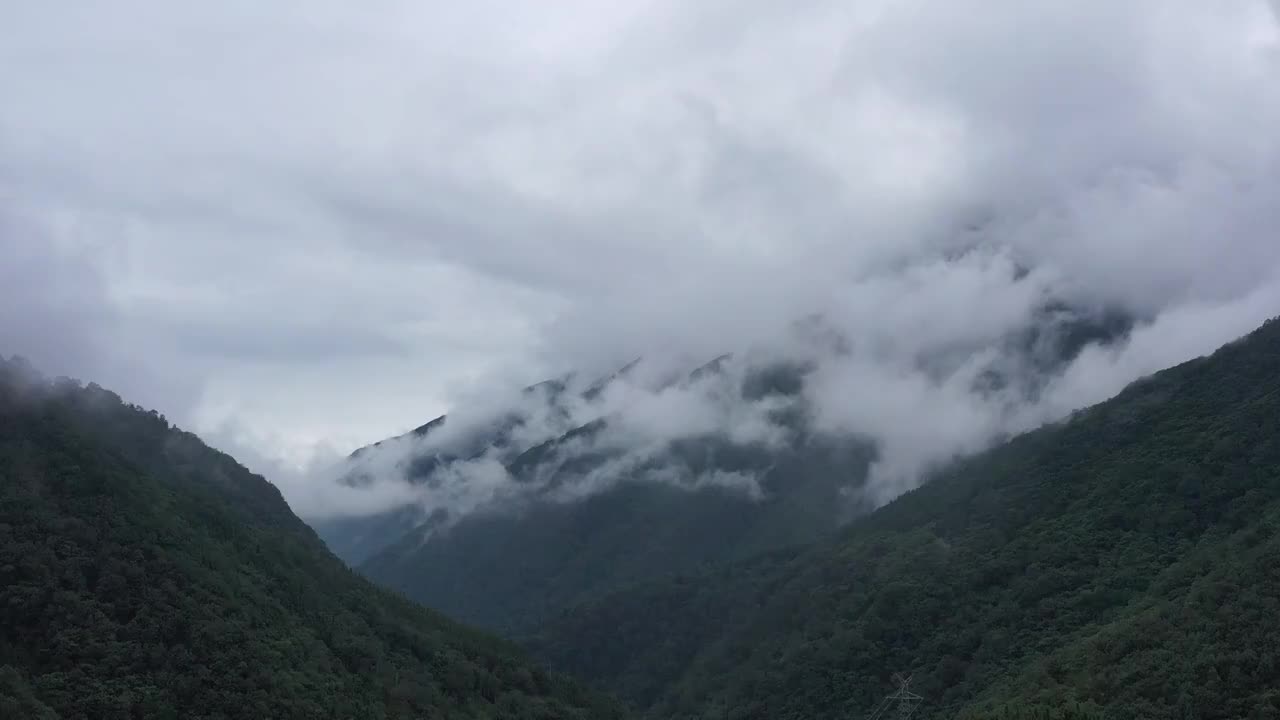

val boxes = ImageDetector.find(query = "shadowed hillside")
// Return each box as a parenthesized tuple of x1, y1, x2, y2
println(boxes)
(319, 307, 1129, 635)
(529, 317, 1280, 719)
(0, 357, 626, 720)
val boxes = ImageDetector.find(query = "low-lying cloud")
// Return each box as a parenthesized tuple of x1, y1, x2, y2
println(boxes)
(1, 2, 1278, 523)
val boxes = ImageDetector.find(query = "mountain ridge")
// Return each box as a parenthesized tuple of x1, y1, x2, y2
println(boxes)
(313, 303, 1134, 633)
(0, 356, 626, 719)
(526, 316, 1280, 718)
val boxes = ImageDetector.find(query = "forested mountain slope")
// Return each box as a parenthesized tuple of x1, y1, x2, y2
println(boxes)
(360, 429, 873, 635)
(0, 358, 625, 720)
(529, 317, 1280, 719)
(327, 357, 878, 635)
(322, 306, 1127, 635)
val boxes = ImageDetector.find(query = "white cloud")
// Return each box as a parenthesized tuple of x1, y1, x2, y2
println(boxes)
(1, 0, 1277, 518)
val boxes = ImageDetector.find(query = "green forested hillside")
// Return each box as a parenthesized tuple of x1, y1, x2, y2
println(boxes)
(0, 358, 625, 720)
(529, 317, 1280, 719)
(323, 305, 1124, 636)
(360, 432, 873, 635)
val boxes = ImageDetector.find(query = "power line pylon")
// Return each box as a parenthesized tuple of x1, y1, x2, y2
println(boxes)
(866, 672, 923, 720)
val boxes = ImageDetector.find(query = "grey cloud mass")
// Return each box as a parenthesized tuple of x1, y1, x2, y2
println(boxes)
(1, 1, 1278, 517)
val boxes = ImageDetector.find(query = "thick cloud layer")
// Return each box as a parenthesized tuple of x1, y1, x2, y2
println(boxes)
(1, 1, 1278, 518)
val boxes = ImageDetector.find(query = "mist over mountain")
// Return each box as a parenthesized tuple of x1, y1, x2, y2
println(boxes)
(3, 2, 1279, 496)
(3, 2, 1280, 719)
(307, 283, 1139, 535)
(528, 315, 1280, 719)
(301, 297, 1143, 631)
(0, 356, 625, 719)
(301, 212, 1280, 630)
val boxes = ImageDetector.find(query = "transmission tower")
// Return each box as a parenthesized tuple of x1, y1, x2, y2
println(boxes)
(865, 672, 923, 720)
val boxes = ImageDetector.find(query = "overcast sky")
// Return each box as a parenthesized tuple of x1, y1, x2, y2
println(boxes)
(2, 1, 1279, 502)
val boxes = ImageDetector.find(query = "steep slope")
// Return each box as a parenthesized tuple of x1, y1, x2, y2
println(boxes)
(313, 505, 429, 569)
(0, 358, 625, 720)
(529, 316, 1280, 719)
(361, 433, 873, 633)
(317, 305, 1128, 635)
(312, 380, 578, 567)
(328, 360, 878, 634)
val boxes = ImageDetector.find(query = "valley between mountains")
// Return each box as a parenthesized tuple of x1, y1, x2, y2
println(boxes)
(6, 317, 1280, 719)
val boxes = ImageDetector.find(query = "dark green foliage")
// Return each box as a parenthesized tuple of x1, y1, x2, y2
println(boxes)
(327, 304, 1130, 637)
(530, 317, 1280, 719)
(0, 665, 59, 720)
(360, 433, 875, 635)
(0, 360, 625, 720)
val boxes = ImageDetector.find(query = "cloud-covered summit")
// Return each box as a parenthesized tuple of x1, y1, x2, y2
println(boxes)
(303, 289, 1133, 530)
(1, 1, 1277, 515)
